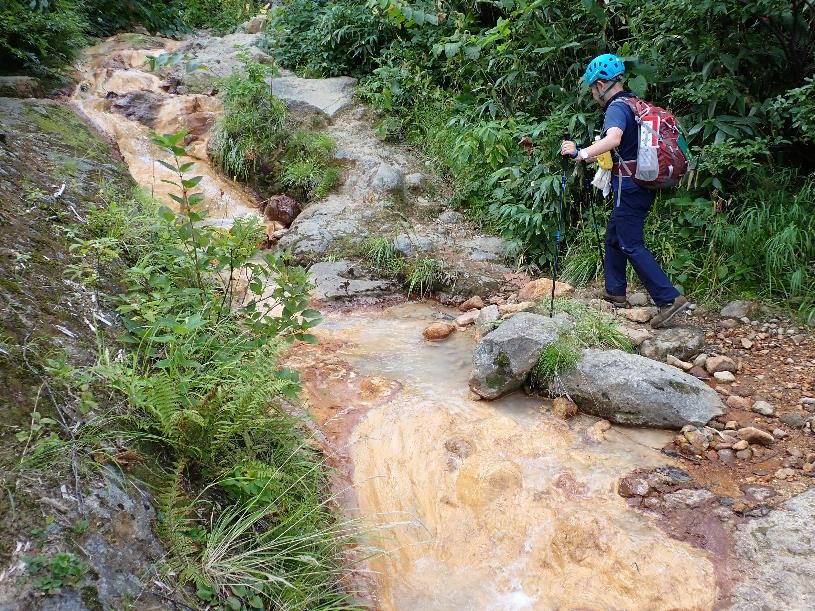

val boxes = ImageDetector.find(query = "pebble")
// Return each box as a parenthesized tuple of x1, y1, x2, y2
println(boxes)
(774, 468, 797, 480)
(662, 488, 716, 509)
(423, 322, 456, 341)
(706, 355, 737, 373)
(736, 449, 753, 460)
(738, 426, 775, 446)
(455, 310, 480, 327)
(459, 295, 484, 311)
(804, 463, 815, 474)
(787, 447, 804, 458)
(689, 366, 710, 380)
(627, 292, 649, 307)
(725, 420, 739, 430)
(726, 395, 751, 410)
(714, 371, 736, 383)
(551, 397, 578, 419)
(721, 318, 738, 329)
(667, 354, 693, 371)
(718, 448, 736, 464)
(733, 440, 749, 451)
(693, 353, 708, 368)
(773, 428, 788, 438)
(751, 400, 775, 417)
(618, 477, 650, 497)
(622, 307, 658, 323)
(741, 338, 754, 349)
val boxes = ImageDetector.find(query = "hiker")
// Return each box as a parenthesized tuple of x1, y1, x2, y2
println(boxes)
(560, 53, 689, 329)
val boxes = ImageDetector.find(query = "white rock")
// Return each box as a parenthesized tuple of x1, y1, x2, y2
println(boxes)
(714, 371, 736, 383)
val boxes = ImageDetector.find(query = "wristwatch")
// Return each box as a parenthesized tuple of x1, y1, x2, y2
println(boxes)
(579, 149, 589, 161)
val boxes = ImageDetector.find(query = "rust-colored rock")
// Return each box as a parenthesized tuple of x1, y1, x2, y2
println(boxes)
(459, 295, 485, 311)
(423, 322, 456, 341)
(737, 427, 775, 446)
(551, 397, 578, 419)
(518, 278, 574, 301)
(261, 194, 302, 227)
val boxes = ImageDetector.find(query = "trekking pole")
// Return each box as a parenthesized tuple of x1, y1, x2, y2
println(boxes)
(551, 133, 569, 317)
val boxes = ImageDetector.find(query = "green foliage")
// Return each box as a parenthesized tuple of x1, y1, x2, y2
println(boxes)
(0, 0, 86, 78)
(211, 55, 286, 182)
(363, 236, 402, 273)
(0, 0, 184, 78)
(181, 0, 263, 35)
(403, 256, 449, 298)
(272, 0, 815, 318)
(531, 340, 580, 389)
(265, 0, 399, 78)
(531, 300, 632, 389)
(25, 553, 87, 593)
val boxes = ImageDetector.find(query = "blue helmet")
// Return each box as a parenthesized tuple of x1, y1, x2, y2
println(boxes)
(583, 53, 625, 85)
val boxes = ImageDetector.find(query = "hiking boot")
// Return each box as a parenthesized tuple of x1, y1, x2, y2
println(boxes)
(650, 296, 690, 329)
(601, 290, 627, 306)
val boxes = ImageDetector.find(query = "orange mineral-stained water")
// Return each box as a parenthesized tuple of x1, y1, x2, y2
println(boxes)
(70, 35, 257, 224)
(292, 303, 718, 610)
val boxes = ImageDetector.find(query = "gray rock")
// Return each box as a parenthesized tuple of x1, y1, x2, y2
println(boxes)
(0, 76, 43, 98)
(730, 488, 815, 610)
(627, 292, 649, 307)
(438, 210, 464, 225)
(370, 162, 405, 192)
(639, 326, 705, 361)
(278, 198, 359, 262)
(393, 233, 432, 257)
(271, 72, 357, 118)
(780, 413, 809, 428)
(475, 304, 500, 335)
(662, 488, 716, 509)
(469, 312, 572, 399)
(720, 300, 756, 318)
(459, 236, 507, 263)
(405, 173, 427, 190)
(107, 90, 163, 128)
(309, 260, 394, 300)
(556, 349, 725, 429)
(752, 400, 775, 417)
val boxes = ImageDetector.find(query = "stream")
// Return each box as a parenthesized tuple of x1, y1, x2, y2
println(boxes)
(71, 33, 719, 610)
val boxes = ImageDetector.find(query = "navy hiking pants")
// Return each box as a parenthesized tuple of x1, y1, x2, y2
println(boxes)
(604, 179, 679, 307)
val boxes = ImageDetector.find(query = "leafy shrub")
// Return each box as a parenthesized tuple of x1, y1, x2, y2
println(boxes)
(211, 55, 287, 182)
(180, 0, 262, 34)
(265, 0, 398, 78)
(0, 0, 87, 77)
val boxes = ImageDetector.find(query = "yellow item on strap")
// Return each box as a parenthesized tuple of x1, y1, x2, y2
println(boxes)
(596, 150, 613, 171)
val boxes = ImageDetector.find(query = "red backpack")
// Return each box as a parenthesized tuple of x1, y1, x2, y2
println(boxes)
(613, 96, 688, 190)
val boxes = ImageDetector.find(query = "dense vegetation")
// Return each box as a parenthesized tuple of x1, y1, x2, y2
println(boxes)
(0, 0, 261, 77)
(269, 0, 815, 321)
(13, 131, 353, 608)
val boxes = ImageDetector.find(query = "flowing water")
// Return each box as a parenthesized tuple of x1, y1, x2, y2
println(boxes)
(288, 303, 719, 610)
(74, 34, 719, 610)
(71, 36, 258, 225)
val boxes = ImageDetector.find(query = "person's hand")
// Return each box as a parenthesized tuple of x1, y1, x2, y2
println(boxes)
(561, 140, 578, 159)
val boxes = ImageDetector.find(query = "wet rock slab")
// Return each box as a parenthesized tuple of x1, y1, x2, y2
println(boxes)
(731, 488, 815, 609)
(556, 349, 725, 429)
(309, 260, 394, 301)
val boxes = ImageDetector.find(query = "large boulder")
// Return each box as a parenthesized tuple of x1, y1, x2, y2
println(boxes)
(469, 312, 572, 399)
(556, 349, 724, 429)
